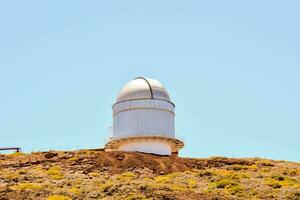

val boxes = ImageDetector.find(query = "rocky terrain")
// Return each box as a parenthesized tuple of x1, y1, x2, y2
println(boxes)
(0, 150, 299, 200)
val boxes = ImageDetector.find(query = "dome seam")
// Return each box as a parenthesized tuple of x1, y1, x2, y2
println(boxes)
(134, 77, 154, 99)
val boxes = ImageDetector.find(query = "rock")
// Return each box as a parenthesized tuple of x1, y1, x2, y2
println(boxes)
(44, 152, 58, 159)
(12, 178, 18, 183)
(116, 155, 124, 161)
(159, 170, 165, 175)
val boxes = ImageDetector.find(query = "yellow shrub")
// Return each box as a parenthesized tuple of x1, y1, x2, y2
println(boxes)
(154, 176, 171, 184)
(46, 166, 64, 180)
(50, 174, 64, 180)
(88, 172, 99, 177)
(226, 185, 245, 195)
(11, 183, 43, 191)
(256, 160, 274, 167)
(198, 170, 215, 178)
(284, 169, 298, 177)
(9, 152, 25, 157)
(164, 172, 182, 179)
(213, 169, 232, 175)
(281, 178, 298, 186)
(46, 166, 61, 175)
(47, 195, 71, 200)
(212, 179, 238, 189)
(188, 179, 197, 188)
(225, 172, 251, 180)
(117, 172, 136, 181)
(148, 174, 191, 192)
(4, 171, 20, 180)
(100, 181, 115, 192)
(33, 165, 44, 173)
(264, 178, 282, 188)
(126, 193, 148, 200)
(170, 183, 189, 192)
(69, 187, 81, 195)
(247, 164, 258, 170)
(271, 175, 298, 187)
(227, 164, 249, 171)
(67, 157, 78, 161)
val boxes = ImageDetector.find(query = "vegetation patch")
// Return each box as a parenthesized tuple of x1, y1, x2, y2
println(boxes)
(213, 179, 238, 189)
(47, 195, 71, 200)
(117, 171, 136, 181)
(265, 178, 282, 188)
(8, 152, 25, 157)
(0, 150, 299, 200)
(68, 186, 81, 196)
(11, 183, 43, 191)
(46, 165, 64, 180)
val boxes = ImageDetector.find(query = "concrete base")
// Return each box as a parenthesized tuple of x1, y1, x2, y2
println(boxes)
(118, 141, 171, 155)
(105, 136, 184, 156)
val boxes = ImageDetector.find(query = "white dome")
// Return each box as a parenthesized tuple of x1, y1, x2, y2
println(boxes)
(116, 77, 171, 103)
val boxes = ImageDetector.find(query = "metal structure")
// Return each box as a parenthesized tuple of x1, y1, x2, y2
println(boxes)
(105, 77, 184, 155)
(0, 147, 21, 153)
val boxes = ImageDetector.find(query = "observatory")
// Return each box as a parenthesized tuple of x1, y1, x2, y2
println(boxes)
(105, 77, 184, 156)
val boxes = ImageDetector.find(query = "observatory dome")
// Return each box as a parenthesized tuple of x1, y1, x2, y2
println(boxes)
(106, 77, 184, 156)
(116, 77, 171, 103)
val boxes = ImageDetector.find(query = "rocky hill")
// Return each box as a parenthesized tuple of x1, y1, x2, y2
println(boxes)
(0, 150, 299, 200)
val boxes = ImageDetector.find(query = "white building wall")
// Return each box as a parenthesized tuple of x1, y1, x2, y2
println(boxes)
(112, 99, 175, 139)
(118, 141, 171, 155)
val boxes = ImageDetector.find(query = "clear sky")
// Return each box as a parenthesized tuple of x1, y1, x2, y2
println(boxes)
(0, 1, 299, 161)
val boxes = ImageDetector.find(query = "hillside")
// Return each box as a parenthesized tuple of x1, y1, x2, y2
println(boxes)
(0, 150, 299, 200)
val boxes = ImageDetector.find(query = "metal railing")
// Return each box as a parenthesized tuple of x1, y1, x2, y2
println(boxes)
(0, 147, 21, 153)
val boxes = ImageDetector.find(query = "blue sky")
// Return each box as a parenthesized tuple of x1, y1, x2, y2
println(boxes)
(0, 1, 299, 161)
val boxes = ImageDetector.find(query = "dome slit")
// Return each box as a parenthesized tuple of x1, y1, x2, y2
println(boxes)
(135, 77, 154, 99)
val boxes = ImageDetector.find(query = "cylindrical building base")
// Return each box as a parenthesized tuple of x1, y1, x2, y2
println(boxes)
(118, 141, 171, 155)
(105, 136, 184, 156)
